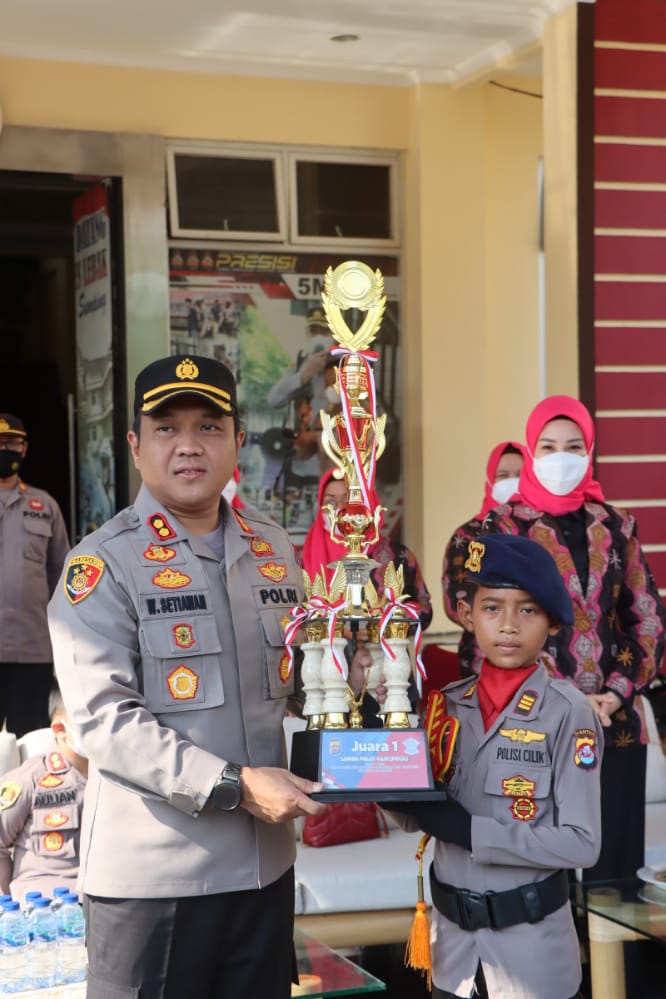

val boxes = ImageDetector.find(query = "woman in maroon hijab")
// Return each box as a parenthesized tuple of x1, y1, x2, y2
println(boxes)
(480, 395, 665, 881)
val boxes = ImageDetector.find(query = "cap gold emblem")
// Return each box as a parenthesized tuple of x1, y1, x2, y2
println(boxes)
(175, 358, 199, 381)
(464, 540, 485, 573)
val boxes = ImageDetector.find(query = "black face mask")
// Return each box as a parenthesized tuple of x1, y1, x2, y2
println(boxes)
(0, 451, 24, 480)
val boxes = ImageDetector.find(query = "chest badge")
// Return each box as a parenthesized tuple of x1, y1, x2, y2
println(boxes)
(258, 561, 288, 582)
(43, 831, 65, 852)
(573, 729, 599, 769)
(166, 665, 200, 700)
(64, 555, 105, 604)
(510, 798, 538, 822)
(149, 513, 177, 541)
(172, 623, 196, 649)
(502, 775, 536, 798)
(499, 728, 546, 744)
(44, 810, 69, 828)
(28, 498, 44, 511)
(250, 537, 274, 557)
(153, 568, 192, 589)
(39, 774, 63, 789)
(47, 752, 68, 774)
(0, 781, 21, 810)
(143, 545, 176, 563)
(279, 652, 291, 684)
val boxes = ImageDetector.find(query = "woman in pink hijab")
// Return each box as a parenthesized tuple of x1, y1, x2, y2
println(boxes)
(479, 395, 665, 881)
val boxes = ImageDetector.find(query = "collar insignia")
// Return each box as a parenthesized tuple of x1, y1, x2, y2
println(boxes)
(514, 690, 537, 715)
(148, 513, 177, 540)
(463, 682, 477, 699)
(232, 508, 253, 535)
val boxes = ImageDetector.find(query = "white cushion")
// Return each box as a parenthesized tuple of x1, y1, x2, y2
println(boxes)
(0, 731, 20, 775)
(17, 728, 53, 762)
(295, 828, 432, 914)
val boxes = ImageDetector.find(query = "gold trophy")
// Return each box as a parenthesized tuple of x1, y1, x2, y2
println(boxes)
(287, 261, 442, 802)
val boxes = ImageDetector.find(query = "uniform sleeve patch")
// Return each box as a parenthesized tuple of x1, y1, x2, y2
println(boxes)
(573, 729, 599, 769)
(64, 555, 105, 604)
(0, 781, 22, 810)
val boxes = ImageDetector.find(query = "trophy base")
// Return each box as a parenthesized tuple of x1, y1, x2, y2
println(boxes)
(290, 727, 447, 803)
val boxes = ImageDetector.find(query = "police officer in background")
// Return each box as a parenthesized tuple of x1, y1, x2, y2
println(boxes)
(0, 414, 70, 737)
(48, 355, 325, 999)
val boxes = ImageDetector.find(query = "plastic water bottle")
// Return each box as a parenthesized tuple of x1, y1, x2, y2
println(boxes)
(58, 892, 87, 984)
(22, 890, 43, 929)
(29, 897, 58, 989)
(0, 901, 29, 994)
(50, 885, 71, 915)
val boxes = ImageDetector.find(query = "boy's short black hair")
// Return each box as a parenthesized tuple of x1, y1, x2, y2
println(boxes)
(48, 682, 66, 722)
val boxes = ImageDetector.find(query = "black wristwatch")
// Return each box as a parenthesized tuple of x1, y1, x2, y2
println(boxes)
(210, 762, 243, 811)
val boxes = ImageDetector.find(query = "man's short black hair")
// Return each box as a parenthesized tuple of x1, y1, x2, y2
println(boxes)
(48, 682, 66, 722)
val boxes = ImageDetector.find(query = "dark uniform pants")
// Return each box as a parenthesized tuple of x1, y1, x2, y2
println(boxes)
(84, 867, 296, 999)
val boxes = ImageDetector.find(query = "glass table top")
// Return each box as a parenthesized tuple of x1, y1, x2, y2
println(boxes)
(293, 927, 386, 996)
(572, 878, 666, 945)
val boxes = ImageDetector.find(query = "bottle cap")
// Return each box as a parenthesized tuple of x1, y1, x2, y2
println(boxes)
(33, 898, 52, 908)
(25, 891, 42, 900)
(53, 886, 70, 896)
(4, 901, 20, 911)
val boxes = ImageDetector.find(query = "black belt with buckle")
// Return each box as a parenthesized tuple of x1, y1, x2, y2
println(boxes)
(429, 865, 569, 932)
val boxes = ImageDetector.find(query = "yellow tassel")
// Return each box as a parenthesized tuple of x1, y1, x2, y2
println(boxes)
(404, 833, 432, 990)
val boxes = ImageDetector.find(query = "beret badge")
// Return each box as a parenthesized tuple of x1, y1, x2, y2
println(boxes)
(464, 540, 486, 574)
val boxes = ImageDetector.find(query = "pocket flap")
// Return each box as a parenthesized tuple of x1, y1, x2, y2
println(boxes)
(142, 615, 222, 658)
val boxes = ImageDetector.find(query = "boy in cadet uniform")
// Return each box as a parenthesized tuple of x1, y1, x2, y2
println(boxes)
(0, 683, 87, 902)
(48, 354, 324, 999)
(394, 533, 602, 999)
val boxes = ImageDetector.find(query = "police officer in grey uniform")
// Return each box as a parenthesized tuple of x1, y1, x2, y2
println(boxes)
(393, 534, 602, 999)
(0, 685, 87, 902)
(48, 355, 325, 999)
(0, 413, 70, 737)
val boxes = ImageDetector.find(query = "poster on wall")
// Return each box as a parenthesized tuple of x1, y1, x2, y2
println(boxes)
(73, 185, 115, 539)
(168, 247, 402, 551)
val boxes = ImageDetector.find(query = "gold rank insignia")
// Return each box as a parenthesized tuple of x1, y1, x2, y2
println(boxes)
(148, 513, 177, 540)
(464, 540, 485, 573)
(0, 781, 21, 810)
(499, 728, 546, 744)
(44, 811, 69, 828)
(64, 555, 105, 605)
(152, 568, 192, 589)
(47, 751, 68, 774)
(143, 544, 176, 563)
(166, 664, 199, 700)
(43, 831, 65, 852)
(172, 623, 195, 649)
(463, 682, 477, 699)
(510, 798, 538, 822)
(258, 562, 288, 582)
(573, 729, 599, 770)
(515, 690, 537, 715)
(279, 652, 291, 684)
(250, 537, 274, 557)
(39, 774, 63, 789)
(502, 774, 536, 798)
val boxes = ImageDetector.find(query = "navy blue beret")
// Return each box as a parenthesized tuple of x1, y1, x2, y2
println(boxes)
(464, 533, 574, 626)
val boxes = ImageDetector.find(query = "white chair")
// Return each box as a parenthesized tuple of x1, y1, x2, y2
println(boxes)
(16, 727, 54, 763)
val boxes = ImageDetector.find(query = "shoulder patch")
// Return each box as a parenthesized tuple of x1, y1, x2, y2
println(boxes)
(64, 555, 105, 604)
(0, 781, 22, 810)
(573, 729, 599, 770)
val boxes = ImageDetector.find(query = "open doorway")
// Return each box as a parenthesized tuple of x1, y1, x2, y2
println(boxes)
(0, 170, 125, 539)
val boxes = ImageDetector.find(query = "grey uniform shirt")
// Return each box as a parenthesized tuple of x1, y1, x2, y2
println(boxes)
(48, 485, 303, 899)
(427, 666, 603, 999)
(0, 481, 70, 662)
(0, 744, 86, 901)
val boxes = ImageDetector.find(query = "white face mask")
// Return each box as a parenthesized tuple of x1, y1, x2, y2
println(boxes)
(491, 476, 520, 505)
(307, 334, 331, 355)
(532, 451, 589, 496)
(325, 385, 340, 405)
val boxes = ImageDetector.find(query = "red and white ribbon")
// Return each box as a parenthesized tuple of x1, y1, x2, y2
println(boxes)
(309, 594, 348, 677)
(283, 604, 318, 677)
(379, 587, 426, 695)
